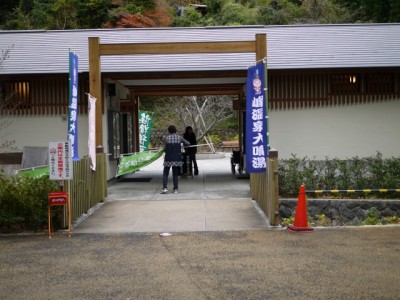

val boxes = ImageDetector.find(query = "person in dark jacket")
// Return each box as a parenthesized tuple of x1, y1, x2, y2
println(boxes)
(161, 125, 190, 194)
(183, 126, 199, 175)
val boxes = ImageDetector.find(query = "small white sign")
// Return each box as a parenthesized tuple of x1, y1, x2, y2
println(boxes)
(49, 141, 73, 180)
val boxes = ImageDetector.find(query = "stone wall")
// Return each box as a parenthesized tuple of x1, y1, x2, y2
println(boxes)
(280, 199, 400, 224)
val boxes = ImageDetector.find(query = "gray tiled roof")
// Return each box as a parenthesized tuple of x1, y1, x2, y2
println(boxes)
(0, 23, 399, 75)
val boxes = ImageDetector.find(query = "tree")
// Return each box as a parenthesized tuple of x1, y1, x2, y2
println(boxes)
(255, 0, 352, 25)
(75, 0, 111, 29)
(140, 95, 237, 146)
(4, 0, 79, 30)
(173, 6, 204, 27)
(220, 2, 258, 25)
(337, 0, 400, 23)
(299, 0, 352, 24)
(105, 0, 172, 28)
(173, 0, 261, 27)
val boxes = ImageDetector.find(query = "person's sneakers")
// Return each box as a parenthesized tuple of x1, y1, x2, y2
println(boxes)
(173, 189, 178, 194)
(161, 188, 168, 194)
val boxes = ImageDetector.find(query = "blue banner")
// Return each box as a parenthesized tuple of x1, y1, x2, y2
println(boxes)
(245, 62, 268, 173)
(68, 51, 80, 161)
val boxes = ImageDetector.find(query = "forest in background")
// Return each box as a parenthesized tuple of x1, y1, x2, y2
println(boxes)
(0, 0, 399, 30)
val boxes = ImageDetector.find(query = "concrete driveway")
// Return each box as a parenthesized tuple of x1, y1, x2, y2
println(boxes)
(73, 154, 271, 234)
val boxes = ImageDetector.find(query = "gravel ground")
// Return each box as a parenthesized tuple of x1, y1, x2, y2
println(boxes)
(1, 226, 400, 300)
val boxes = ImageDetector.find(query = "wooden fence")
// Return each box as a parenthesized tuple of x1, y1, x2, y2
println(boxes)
(250, 149, 280, 226)
(64, 153, 107, 223)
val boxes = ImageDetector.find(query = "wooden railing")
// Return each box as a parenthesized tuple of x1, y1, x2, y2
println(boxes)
(250, 149, 280, 226)
(64, 153, 107, 223)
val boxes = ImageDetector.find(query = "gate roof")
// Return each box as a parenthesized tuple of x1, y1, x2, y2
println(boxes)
(1, 23, 400, 75)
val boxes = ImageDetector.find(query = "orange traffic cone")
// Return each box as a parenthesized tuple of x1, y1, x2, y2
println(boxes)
(287, 185, 314, 233)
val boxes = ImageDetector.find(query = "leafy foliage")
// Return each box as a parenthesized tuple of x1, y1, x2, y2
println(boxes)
(1, 0, 171, 29)
(0, 175, 60, 232)
(105, 0, 172, 28)
(279, 152, 400, 198)
(339, 0, 400, 23)
(1, 0, 398, 30)
(363, 207, 381, 225)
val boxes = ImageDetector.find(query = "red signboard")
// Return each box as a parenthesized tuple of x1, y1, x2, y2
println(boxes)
(48, 191, 71, 238)
(48, 191, 68, 205)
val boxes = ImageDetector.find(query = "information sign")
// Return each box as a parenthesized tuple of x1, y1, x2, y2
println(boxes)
(48, 141, 73, 180)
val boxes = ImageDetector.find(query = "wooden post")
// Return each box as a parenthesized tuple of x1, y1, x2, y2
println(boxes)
(88, 37, 103, 149)
(255, 34, 266, 62)
(268, 149, 280, 226)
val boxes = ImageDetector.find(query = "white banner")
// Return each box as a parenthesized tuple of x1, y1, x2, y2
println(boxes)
(88, 94, 96, 171)
(48, 141, 73, 180)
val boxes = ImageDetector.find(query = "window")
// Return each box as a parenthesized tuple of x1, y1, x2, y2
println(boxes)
(331, 74, 360, 94)
(0, 81, 30, 110)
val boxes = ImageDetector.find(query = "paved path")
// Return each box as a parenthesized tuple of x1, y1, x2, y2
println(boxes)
(73, 154, 271, 233)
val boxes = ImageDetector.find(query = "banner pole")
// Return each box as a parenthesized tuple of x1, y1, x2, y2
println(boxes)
(263, 58, 269, 150)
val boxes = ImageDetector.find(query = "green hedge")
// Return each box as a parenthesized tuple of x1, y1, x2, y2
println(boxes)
(278, 152, 400, 198)
(0, 173, 59, 232)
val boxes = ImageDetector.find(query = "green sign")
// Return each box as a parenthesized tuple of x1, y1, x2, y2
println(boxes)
(116, 150, 164, 178)
(139, 110, 153, 152)
(17, 166, 49, 179)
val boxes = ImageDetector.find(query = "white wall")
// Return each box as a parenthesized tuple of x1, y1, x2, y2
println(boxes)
(7, 97, 399, 179)
(269, 99, 400, 160)
(2, 81, 130, 180)
(7, 111, 117, 180)
(7, 115, 89, 159)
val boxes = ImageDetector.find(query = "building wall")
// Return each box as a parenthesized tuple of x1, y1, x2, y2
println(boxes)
(270, 98, 400, 159)
(4, 111, 118, 180)
(6, 115, 88, 159)
(0, 79, 131, 180)
(5, 97, 400, 178)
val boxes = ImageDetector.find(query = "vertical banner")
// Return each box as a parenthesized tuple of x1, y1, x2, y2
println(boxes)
(88, 94, 97, 171)
(68, 50, 80, 161)
(139, 110, 153, 152)
(245, 62, 268, 173)
(49, 141, 73, 180)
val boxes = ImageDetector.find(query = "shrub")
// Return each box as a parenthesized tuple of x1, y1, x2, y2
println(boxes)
(278, 152, 400, 199)
(363, 207, 382, 225)
(0, 175, 59, 232)
(382, 216, 400, 225)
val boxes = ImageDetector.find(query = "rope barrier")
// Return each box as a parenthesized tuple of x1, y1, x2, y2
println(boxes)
(306, 189, 400, 194)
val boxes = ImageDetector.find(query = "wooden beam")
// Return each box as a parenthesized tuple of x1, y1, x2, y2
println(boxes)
(89, 37, 103, 149)
(99, 41, 256, 56)
(128, 84, 243, 97)
(104, 70, 247, 80)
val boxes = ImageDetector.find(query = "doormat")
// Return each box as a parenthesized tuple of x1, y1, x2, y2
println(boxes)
(118, 177, 152, 182)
